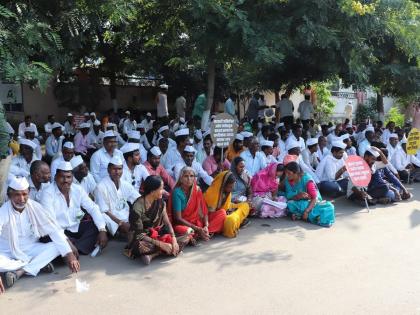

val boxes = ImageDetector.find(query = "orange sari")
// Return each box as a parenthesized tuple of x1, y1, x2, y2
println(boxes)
(167, 182, 225, 235)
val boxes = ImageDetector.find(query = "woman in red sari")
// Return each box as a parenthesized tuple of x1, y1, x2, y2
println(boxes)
(167, 166, 226, 241)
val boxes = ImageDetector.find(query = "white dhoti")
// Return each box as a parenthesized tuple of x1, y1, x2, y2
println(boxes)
(102, 211, 129, 236)
(0, 242, 60, 276)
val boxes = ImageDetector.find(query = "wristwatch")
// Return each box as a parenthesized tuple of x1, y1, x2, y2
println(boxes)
(98, 228, 107, 233)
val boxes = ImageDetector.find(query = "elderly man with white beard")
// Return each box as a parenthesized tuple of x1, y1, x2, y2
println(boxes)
(0, 177, 79, 293)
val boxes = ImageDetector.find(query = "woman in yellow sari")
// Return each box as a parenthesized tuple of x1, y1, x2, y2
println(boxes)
(204, 171, 250, 238)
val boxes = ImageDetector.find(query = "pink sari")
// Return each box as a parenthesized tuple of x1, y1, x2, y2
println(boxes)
(251, 163, 279, 196)
(250, 163, 287, 218)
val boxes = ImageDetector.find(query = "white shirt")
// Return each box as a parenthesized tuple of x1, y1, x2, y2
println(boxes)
(316, 154, 346, 182)
(40, 183, 105, 233)
(298, 100, 314, 120)
(386, 144, 400, 161)
(317, 147, 329, 162)
(94, 176, 140, 222)
(0, 200, 71, 258)
(18, 122, 39, 138)
(50, 156, 65, 179)
(122, 162, 149, 190)
(381, 129, 392, 145)
(264, 154, 277, 165)
(301, 148, 318, 170)
(10, 154, 40, 178)
(156, 92, 168, 118)
(23, 137, 42, 160)
(87, 130, 104, 148)
(285, 134, 306, 151)
(73, 172, 97, 196)
(45, 135, 64, 158)
(90, 148, 124, 183)
(391, 147, 420, 171)
(140, 119, 153, 132)
(358, 139, 371, 158)
(173, 161, 214, 186)
(161, 147, 184, 177)
(28, 177, 49, 202)
(327, 133, 341, 148)
(64, 121, 76, 136)
(44, 122, 54, 135)
(139, 134, 151, 150)
(123, 119, 137, 135)
(240, 150, 267, 176)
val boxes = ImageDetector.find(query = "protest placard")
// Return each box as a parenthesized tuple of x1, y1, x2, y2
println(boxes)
(211, 113, 236, 148)
(345, 155, 372, 187)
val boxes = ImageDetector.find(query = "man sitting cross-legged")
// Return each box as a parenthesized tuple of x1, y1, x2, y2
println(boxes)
(94, 156, 140, 237)
(40, 161, 108, 255)
(0, 177, 79, 293)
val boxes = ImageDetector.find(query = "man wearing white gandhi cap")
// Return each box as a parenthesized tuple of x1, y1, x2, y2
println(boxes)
(70, 155, 97, 196)
(90, 130, 124, 183)
(9, 139, 40, 178)
(0, 177, 79, 293)
(94, 155, 140, 236)
(120, 143, 150, 191)
(40, 161, 108, 255)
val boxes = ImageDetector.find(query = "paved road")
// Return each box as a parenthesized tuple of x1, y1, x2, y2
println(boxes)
(2, 184, 420, 315)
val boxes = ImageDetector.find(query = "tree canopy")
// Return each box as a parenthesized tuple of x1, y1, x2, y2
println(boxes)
(0, 0, 418, 108)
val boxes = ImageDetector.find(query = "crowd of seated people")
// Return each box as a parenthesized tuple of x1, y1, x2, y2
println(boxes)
(1, 102, 419, 294)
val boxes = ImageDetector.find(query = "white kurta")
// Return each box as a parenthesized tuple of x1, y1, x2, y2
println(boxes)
(240, 150, 267, 176)
(391, 147, 420, 171)
(73, 172, 97, 196)
(40, 183, 105, 233)
(90, 148, 124, 183)
(316, 154, 347, 182)
(0, 200, 71, 276)
(94, 177, 140, 235)
(122, 162, 149, 191)
(161, 147, 184, 177)
(285, 134, 306, 151)
(28, 178, 49, 202)
(301, 148, 318, 170)
(10, 155, 40, 178)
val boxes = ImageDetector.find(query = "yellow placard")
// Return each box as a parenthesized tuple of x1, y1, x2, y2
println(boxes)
(407, 128, 420, 155)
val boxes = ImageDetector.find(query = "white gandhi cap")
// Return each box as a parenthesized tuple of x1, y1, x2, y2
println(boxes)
(57, 161, 73, 172)
(150, 146, 162, 157)
(70, 155, 84, 169)
(9, 176, 29, 191)
(109, 155, 123, 166)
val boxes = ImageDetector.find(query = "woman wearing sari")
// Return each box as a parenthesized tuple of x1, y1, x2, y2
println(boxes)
(230, 157, 252, 203)
(203, 171, 250, 238)
(284, 161, 335, 227)
(251, 162, 287, 218)
(168, 166, 226, 241)
(126, 176, 191, 265)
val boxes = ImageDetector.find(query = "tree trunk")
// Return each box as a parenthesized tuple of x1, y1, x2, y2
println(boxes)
(206, 47, 216, 113)
(110, 72, 117, 113)
(274, 89, 280, 103)
(376, 92, 384, 122)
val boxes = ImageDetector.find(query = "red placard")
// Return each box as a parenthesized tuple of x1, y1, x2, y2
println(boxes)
(345, 155, 372, 187)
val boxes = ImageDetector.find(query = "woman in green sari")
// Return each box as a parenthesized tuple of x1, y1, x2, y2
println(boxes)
(284, 162, 335, 227)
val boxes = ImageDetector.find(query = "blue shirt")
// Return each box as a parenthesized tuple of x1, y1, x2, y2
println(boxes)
(225, 98, 235, 117)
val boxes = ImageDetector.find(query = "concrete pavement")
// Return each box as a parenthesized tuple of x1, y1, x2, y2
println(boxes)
(2, 184, 420, 315)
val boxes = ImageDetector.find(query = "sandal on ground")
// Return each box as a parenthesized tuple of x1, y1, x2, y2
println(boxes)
(5, 271, 18, 288)
(40, 262, 55, 274)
